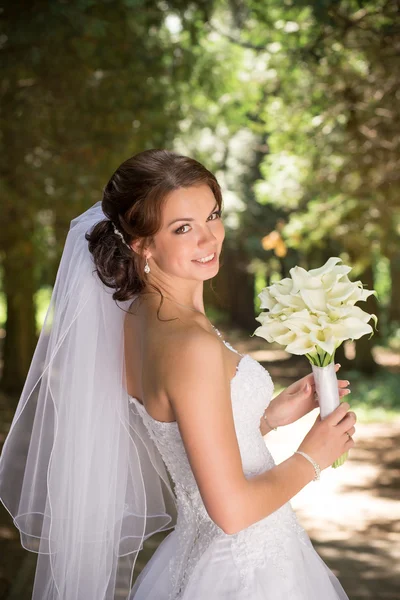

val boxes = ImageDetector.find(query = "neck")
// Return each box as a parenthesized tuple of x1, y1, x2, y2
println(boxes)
(137, 291, 221, 338)
(141, 286, 205, 315)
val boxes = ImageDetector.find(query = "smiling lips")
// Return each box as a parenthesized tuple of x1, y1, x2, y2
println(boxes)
(193, 252, 216, 264)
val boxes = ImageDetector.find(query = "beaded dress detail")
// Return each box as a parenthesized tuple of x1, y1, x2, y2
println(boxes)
(128, 328, 349, 600)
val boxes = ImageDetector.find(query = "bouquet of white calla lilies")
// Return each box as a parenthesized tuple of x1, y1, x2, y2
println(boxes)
(255, 257, 377, 367)
(254, 257, 378, 468)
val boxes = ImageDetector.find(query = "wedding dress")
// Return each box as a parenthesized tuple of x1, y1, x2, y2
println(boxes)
(128, 333, 349, 600)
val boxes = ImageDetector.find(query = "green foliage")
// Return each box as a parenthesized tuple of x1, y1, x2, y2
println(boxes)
(346, 368, 400, 421)
(0, 286, 53, 332)
(272, 364, 400, 422)
(0, 0, 218, 276)
(387, 326, 400, 352)
(249, 0, 400, 270)
(34, 286, 53, 333)
(0, 292, 5, 330)
(192, 1, 398, 283)
(1, 0, 399, 379)
(373, 254, 391, 308)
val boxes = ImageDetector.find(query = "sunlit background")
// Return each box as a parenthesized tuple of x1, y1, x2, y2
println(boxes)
(0, 1, 399, 599)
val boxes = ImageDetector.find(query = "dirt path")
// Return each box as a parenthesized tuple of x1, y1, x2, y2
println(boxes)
(1, 418, 398, 600)
(266, 414, 400, 600)
(1, 335, 399, 599)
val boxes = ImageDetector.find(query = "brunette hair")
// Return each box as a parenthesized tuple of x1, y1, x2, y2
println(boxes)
(86, 149, 223, 311)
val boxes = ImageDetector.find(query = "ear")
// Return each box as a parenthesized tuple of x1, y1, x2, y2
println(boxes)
(130, 239, 152, 260)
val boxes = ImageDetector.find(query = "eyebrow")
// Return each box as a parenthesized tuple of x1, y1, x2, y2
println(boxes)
(167, 201, 218, 227)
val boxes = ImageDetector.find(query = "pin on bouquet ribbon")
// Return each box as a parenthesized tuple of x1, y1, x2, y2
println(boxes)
(253, 257, 378, 468)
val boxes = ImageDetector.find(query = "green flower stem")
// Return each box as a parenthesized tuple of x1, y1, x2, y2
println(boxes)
(322, 351, 334, 366)
(305, 348, 334, 366)
(306, 343, 344, 367)
(331, 397, 350, 468)
(332, 451, 348, 468)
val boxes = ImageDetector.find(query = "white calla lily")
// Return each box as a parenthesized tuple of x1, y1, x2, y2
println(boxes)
(307, 257, 343, 278)
(285, 336, 317, 355)
(253, 319, 290, 343)
(253, 256, 378, 367)
(257, 289, 276, 310)
(327, 282, 357, 304)
(329, 318, 373, 341)
(298, 288, 328, 313)
(274, 292, 306, 310)
(274, 331, 297, 345)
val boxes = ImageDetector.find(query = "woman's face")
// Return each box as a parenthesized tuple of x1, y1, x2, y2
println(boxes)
(146, 184, 225, 282)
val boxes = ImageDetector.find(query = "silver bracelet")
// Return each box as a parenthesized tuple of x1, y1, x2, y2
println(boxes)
(294, 451, 321, 481)
(262, 411, 277, 431)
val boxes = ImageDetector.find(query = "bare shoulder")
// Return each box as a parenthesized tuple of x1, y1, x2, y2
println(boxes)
(162, 324, 226, 391)
(168, 322, 223, 359)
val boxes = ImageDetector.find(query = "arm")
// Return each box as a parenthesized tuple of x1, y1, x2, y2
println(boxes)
(164, 330, 355, 535)
(259, 409, 275, 436)
(260, 368, 351, 434)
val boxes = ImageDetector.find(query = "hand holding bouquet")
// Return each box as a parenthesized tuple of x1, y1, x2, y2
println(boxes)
(254, 257, 378, 468)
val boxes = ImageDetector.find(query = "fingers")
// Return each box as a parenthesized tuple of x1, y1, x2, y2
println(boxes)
(344, 434, 356, 448)
(302, 373, 316, 392)
(335, 364, 350, 397)
(288, 373, 316, 397)
(337, 379, 350, 388)
(337, 378, 351, 398)
(325, 401, 351, 425)
(345, 425, 356, 437)
(337, 410, 357, 434)
(339, 387, 351, 398)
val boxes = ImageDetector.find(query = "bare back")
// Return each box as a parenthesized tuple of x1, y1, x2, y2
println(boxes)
(124, 294, 242, 423)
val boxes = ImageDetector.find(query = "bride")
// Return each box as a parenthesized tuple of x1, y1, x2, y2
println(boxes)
(0, 148, 355, 599)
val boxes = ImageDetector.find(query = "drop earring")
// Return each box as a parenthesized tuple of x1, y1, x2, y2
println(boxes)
(144, 257, 150, 274)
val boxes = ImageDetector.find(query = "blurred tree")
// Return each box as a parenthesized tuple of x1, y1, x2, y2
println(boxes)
(389, 250, 400, 324)
(2, 0, 399, 390)
(0, 0, 217, 394)
(215, 0, 399, 369)
(171, 11, 291, 327)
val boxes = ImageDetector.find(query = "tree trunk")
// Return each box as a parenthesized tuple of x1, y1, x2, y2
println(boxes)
(0, 241, 37, 397)
(352, 264, 379, 374)
(388, 251, 400, 324)
(207, 242, 256, 331)
(227, 245, 256, 330)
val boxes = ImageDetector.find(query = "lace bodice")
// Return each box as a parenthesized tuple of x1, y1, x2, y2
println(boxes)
(128, 335, 307, 599)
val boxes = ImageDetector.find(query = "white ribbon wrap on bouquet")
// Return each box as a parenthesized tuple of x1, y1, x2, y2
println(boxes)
(311, 362, 340, 420)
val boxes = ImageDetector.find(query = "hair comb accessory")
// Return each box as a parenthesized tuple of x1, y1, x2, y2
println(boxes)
(113, 222, 131, 249)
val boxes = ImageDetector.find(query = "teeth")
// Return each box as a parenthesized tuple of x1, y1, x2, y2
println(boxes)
(196, 253, 215, 263)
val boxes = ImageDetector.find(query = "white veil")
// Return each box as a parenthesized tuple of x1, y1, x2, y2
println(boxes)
(0, 201, 177, 599)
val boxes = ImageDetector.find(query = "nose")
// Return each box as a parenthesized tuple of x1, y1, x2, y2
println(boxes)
(198, 223, 219, 249)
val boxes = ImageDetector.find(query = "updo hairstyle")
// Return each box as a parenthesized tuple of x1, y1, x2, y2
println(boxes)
(85, 149, 223, 305)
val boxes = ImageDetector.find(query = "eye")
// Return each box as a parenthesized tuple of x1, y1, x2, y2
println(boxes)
(174, 210, 222, 234)
(175, 224, 191, 234)
(208, 209, 222, 221)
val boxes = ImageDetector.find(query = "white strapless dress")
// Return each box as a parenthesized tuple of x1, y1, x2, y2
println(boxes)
(128, 337, 349, 600)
